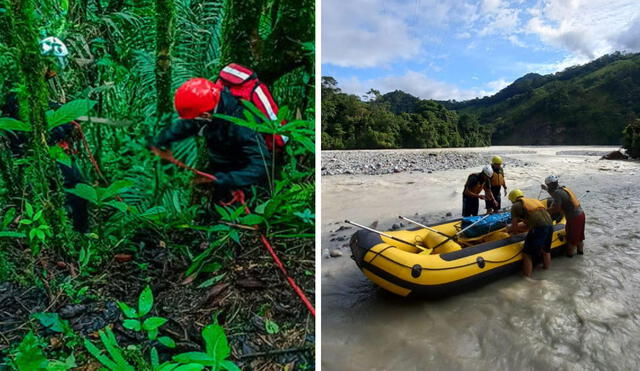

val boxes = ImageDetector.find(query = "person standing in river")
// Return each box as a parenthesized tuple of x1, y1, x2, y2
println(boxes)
(508, 189, 554, 277)
(462, 165, 498, 217)
(486, 156, 507, 213)
(541, 175, 585, 257)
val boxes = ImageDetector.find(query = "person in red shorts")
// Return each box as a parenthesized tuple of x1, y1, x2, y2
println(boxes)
(542, 175, 586, 257)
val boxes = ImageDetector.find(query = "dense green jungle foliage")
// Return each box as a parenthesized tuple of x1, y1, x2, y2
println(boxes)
(321, 77, 491, 149)
(438, 52, 640, 145)
(0, 0, 314, 369)
(323, 52, 640, 149)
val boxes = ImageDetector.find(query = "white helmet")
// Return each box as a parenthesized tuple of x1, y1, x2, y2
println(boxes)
(544, 175, 559, 186)
(40, 37, 69, 68)
(482, 165, 494, 178)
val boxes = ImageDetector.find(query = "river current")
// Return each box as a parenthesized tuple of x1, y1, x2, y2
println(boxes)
(321, 146, 640, 370)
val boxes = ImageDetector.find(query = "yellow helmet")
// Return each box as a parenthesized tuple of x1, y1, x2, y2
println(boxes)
(492, 155, 503, 165)
(508, 189, 524, 203)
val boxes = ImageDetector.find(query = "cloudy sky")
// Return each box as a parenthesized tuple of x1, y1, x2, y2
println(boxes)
(322, 0, 640, 100)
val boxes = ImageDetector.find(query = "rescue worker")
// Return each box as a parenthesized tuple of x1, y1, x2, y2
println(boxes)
(542, 175, 585, 257)
(508, 189, 554, 277)
(152, 78, 270, 204)
(0, 37, 89, 232)
(486, 156, 507, 213)
(462, 165, 498, 217)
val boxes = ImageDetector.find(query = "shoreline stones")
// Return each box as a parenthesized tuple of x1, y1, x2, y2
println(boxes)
(322, 151, 530, 176)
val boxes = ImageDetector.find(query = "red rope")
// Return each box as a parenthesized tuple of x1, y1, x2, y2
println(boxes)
(150, 150, 316, 317)
(150, 146, 216, 182)
(240, 195, 316, 317)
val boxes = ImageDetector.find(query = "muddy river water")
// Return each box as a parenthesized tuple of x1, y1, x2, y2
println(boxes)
(321, 146, 640, 370)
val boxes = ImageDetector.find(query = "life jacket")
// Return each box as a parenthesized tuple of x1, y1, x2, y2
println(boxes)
(215, 63, 288, 151)
(490, 168, 505, 186)
(560, 186, 581, 209)
(520, 197, 546, 214)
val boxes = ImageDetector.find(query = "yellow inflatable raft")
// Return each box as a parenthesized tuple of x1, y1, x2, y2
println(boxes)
(349, 212, 567, 297)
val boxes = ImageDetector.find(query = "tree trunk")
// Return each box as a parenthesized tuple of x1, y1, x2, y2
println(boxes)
(155, 0, 175, 128)
(219, 0, 262, 68)
(6, 0, 70, 243)
(219, 0, 314, 86)
(255, 0, 314, 85)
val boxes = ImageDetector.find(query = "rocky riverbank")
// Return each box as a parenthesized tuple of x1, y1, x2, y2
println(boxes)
(321, 150, 533, 176)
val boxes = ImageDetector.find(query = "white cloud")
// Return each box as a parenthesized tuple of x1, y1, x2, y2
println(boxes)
(614, 16, 640, 51)
(487, 78, 510, 93)
(508, 35, 526, 47)
(321, 0, 422, 67)
(337, 71, 491, 101)
(525, 0, 640, 58)
(520, 54, 592, 74)
(481, 0, 503, 14)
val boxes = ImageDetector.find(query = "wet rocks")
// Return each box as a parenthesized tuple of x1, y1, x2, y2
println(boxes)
(322, 151, 530, 176)
(601, 150, 629, 160)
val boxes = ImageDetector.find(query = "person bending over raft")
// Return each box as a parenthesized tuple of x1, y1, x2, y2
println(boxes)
(542, 175, 585, 257)
(486, 156, 507, 213)
(462, 165, 498, 217)
(507, 189, 554, 277)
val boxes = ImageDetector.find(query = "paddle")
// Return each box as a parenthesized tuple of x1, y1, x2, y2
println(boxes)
(345, 220, 428, 252)
(431, 213, 493, 251)
(398, 215, 454, 239)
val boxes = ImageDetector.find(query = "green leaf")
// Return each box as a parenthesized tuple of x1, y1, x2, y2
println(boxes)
(99, 328, 134, 370)
(47, 99, 97, 130)
(100, 180, 134, 201)
(148, 328, 159, 341)
(0, 117, 31, 132)
(140, 206, 167, 221)
(14, 331, 48, 370)
(254, 201, 270, 214)
(48, 146, 71, 167)
(47, 354, 77, 370)
(150, 347, 160, 367)
(0, 231, 26, 238)
(220, 360, 242, 371)
(158, 336, 176, 349)
(105, 201, 129, 213)
(196, 274, 225, 289)
(173, 365, 205, 371)
(142, 317, 168, 331)
(172, 352, 216, 366)
(202, 324, 230, 361)
(123, 319, 141, 331)
(2, 207, 16, 229)
(138, 285, 153, 317)
(239, 214, 263, 226)
(25, 203, 33, 217)
(117, 302, 138, 319)
(65, 184, 98, 204)
(200, 262, 222, 273)
(83, 338, 119, 370)
(264, 319, 279, 334)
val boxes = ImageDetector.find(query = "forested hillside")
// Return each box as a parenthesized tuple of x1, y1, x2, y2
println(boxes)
(323, 52, 640, 149)
(321, 77, 491, 149)
(439, 52, 640, 145)
(0, 0, 315, 369)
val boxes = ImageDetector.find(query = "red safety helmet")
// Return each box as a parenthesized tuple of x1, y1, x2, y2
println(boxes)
(174, 78, 221, 119)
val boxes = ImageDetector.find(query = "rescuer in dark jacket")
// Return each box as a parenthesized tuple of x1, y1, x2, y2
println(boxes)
(1, 37, 89, 232)
(1, 94, 89, 233)
(152, 78, 270, 202)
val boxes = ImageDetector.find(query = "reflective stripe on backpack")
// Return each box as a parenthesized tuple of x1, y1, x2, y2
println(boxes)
(216, 63, 288, 149)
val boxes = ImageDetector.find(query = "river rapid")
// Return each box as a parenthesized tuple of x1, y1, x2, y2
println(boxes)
(321, 146, 640, 371)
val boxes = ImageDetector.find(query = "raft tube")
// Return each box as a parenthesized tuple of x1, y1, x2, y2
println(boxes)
(350, 216, 567, 298)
